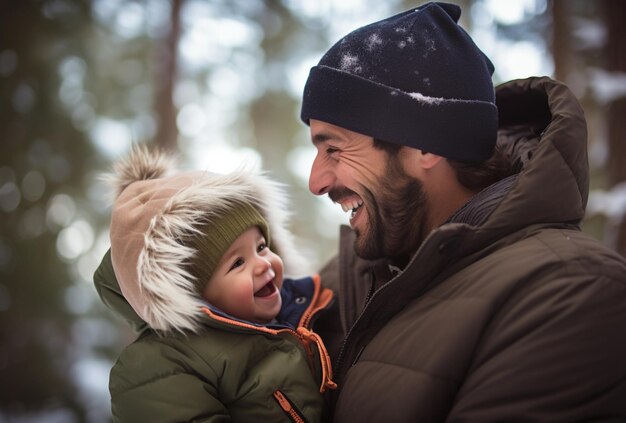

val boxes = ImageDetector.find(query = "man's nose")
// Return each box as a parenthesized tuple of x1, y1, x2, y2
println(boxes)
(309, 155, 333, 195)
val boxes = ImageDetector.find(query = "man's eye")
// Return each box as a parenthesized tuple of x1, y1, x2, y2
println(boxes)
(229, 258, 244, 271)
(326, 147, 339, 155)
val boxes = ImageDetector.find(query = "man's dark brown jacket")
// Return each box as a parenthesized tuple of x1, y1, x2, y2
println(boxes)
(316, 77, 626, 422)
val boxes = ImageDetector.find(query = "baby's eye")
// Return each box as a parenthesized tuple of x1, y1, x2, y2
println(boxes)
(257, 242, 267, 253)
(229, 258, 244, 271)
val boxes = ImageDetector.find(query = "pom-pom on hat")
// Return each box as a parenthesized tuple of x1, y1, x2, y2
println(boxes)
(107, 146, 302, 333)
(301, 2, 497, 162)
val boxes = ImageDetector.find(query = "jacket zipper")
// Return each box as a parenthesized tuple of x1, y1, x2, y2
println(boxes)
(334, 229, 441, 383)
(273, 390, 306, 423)
(299, 274, 333, 328)
(334, 270, 379, 377)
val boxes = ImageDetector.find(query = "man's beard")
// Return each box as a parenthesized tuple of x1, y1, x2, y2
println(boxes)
(330, 159, 429, 261)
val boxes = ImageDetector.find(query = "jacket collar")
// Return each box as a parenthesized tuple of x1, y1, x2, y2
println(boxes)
(446, 174, 518, 227)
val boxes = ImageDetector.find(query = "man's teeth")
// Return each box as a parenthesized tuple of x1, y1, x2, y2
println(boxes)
(341, 200, 363, 213)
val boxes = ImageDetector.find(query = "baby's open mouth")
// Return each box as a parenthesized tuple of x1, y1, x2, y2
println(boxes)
(254, 281, 277, 298)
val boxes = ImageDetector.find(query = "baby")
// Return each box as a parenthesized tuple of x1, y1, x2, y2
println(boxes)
(95, 146, 335, 422)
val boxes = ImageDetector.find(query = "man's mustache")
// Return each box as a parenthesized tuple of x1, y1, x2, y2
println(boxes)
(328, 187, 358, 204)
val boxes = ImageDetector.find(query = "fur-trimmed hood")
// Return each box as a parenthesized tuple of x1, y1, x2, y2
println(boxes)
(107, 146, 304, 333)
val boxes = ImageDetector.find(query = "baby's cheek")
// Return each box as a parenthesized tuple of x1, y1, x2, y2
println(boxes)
(230, 284, 255, 305)
(220, 286, 255, 320)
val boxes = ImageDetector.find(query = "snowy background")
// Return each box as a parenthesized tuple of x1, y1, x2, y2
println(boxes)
(1, 0, 624, 421)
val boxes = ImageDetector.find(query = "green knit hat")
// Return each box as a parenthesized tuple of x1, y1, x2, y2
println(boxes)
(189, 201, 270, 291)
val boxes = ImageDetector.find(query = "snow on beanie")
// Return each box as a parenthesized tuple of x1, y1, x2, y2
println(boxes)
(301, 2, 497, 162)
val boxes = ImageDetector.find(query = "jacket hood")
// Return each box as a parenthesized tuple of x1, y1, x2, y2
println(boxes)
(101, 147, 306, 334)
(478, 76, 588, 238)
(432, 77, 589, 265)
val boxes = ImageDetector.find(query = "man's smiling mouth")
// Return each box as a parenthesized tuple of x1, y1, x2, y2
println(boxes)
(329, 188, 364, 222)
(341, 200, 363, 219)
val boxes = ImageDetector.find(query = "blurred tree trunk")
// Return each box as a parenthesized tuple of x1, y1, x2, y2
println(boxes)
(0, 1, 95, 419)
(551, 0, 569, 82)
(602, 0, 626, 256)
(153, 0, 183, 152)
(604, 0, 626, 185)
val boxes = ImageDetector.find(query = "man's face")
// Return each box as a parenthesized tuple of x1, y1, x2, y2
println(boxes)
(309, 119, 429, 259)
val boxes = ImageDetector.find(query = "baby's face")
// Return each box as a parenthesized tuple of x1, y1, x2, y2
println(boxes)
(203, 226, 284, 323)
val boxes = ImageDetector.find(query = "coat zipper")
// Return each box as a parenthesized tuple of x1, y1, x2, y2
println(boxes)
(273, 390, 306, 423)
(299, 274, 334, 328)
(334, 229, 442, 382)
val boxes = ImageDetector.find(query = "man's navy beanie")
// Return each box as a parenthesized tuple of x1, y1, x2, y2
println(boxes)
(301, 2, 497, 162)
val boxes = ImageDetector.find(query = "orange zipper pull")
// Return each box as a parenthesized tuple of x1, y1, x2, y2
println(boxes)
(273, 390, 305, 423)
(297, 327, 338, 393)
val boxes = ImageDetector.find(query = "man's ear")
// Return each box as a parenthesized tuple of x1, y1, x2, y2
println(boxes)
(418, 151, 444, 170)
